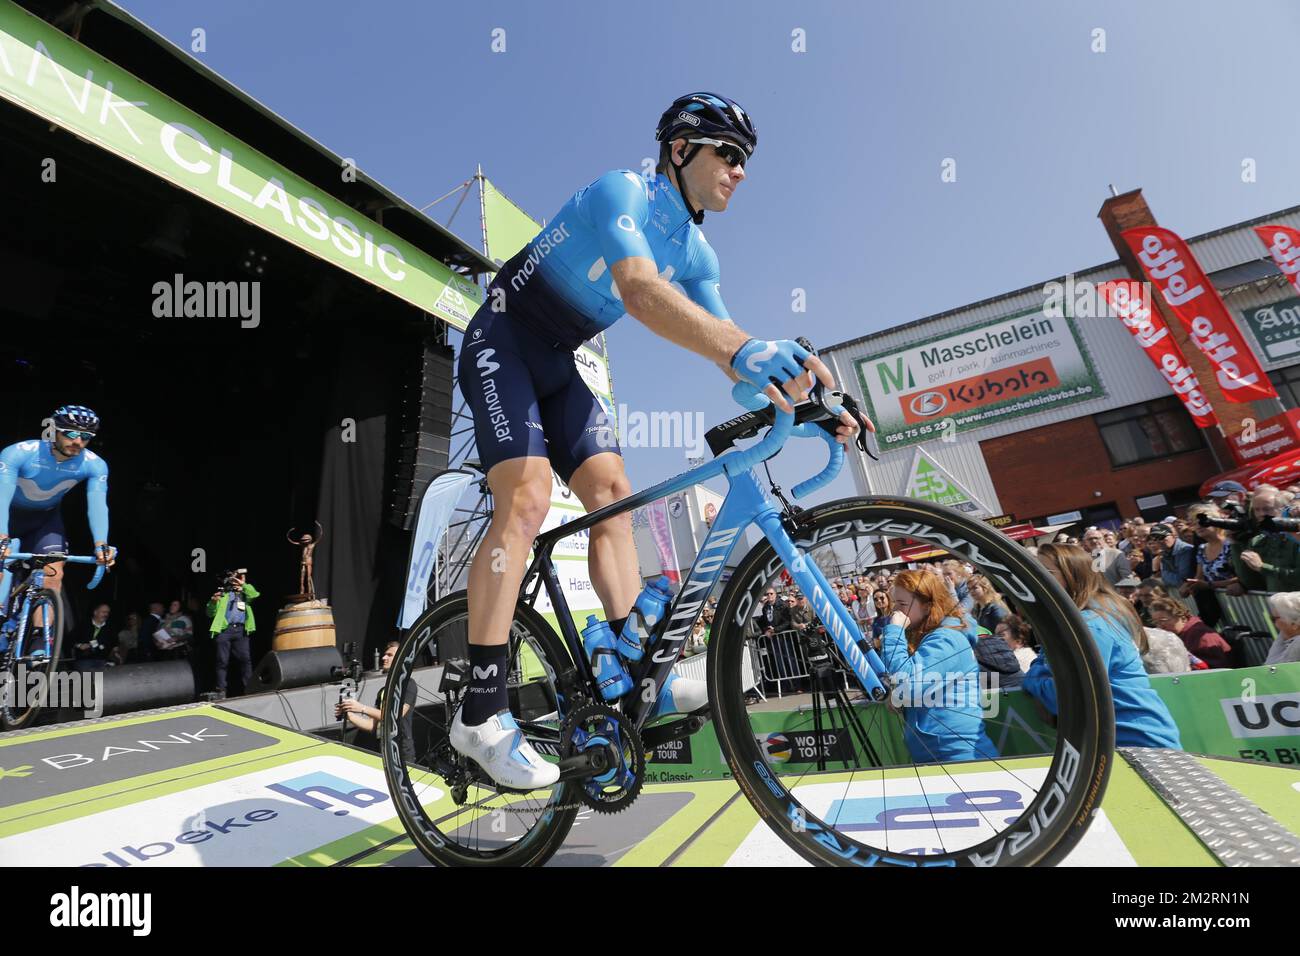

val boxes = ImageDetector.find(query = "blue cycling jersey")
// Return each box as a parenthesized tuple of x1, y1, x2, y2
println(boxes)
(495, 170, 729, 348)
(462, 168, 733, 480)
(0, 439, 109, 542)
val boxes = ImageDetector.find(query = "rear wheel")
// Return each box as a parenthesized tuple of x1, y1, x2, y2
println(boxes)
(381, 591, 582, 867)
(708, 497, 1114, 867)
(1, 588, 65, 730)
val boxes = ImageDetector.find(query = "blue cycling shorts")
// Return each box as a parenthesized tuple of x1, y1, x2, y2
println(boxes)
(459, 303, 619, 484)
(9, 507, 66, 554)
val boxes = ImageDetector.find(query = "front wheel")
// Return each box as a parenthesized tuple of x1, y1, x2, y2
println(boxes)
(708, 496, 1114, 867)
(1, 588, 65, 730)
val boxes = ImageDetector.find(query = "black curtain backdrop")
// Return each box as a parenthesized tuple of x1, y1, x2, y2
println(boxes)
(313, 324, 414, 668)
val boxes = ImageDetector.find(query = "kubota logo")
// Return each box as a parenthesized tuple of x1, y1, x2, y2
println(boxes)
(909, 391, 947, 417)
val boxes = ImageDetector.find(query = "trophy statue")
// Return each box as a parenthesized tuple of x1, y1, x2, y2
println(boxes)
(272, 522, 335, 654)
(286, 521, 323, 601)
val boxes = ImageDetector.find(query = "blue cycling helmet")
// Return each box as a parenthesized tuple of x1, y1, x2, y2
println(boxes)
(656, 92, 757, 157)
(52, 404, 100, 433)
(655, 92, 756, 224)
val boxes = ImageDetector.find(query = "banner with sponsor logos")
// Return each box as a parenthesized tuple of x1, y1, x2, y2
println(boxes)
(901, 447, 990, 516)
(1240, 294, 1300, 363)
(1121, 226, 1276, 402)
(647, 663, 1300, 780)
(854, 309, 1103, 450)
(1099, 279, 1218, 428)
(1254, 224, 1300, 298)
(0, 1, 483, 328)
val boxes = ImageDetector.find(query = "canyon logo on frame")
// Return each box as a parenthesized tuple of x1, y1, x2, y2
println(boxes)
(1121, 226, 1276, 402)
(1254, 224, 1300, 297)
(1098, 280, 1218, 428)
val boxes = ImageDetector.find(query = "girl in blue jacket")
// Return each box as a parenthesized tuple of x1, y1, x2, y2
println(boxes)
(1028, 543, 1182, 750)
(880, 568, 998, 764)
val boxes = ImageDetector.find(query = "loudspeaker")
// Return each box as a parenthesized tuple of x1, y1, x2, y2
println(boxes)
(389, 340, 454, 530)
(247, 646, 344, 693)
(97, 661, 196, 716)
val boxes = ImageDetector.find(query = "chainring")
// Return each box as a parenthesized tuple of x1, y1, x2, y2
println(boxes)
(560, 701, 645, 814)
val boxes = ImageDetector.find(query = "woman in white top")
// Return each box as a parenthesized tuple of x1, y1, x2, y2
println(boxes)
(994, 614, 1037, 673)
(1265, 592, 1300, 665)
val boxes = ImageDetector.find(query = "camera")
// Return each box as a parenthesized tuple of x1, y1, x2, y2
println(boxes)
(1197, 499, 1257, 537)
(1261, 514, 1300, 533)
(330, 641, 363, 684)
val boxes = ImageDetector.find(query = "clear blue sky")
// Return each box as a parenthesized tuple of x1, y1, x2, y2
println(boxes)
(120, 0, 1300, 499)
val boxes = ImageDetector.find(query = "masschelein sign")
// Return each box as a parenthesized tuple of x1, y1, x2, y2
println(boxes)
(854, 309, 1103, 450)
(0, 0, 481, 326)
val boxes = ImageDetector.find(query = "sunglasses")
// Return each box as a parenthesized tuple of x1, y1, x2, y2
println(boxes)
(687, 137, 747, 169)
(57, 429, 95, 441)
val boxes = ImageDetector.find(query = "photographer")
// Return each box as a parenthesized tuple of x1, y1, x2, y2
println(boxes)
(336, 640, 417, 762)
(205, 568, 258, 699)
(1231, 488, 1300, 594)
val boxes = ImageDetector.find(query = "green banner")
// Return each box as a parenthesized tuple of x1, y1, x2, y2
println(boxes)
(482, 178, 541, 265)
(0, 0, 482, 327)
(854, 309, 1103, 450)
(640, 663, 1300, 781)
(902, 447, 989, 515)
(1240, 295, 1300, 362)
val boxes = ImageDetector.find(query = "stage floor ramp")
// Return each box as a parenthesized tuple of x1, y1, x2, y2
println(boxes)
(0, 704, 1296, 867)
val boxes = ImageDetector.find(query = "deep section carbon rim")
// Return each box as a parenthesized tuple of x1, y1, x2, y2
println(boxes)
(708, 497, 1113, 867)
(381, 593, 580, 867)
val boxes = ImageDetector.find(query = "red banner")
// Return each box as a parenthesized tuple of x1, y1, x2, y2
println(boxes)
(1227, 408, 1300, 464)
(1122, 226, 1276, 402)
(1254, 224, 1300, 297)
(1099, 279, 1218, 428)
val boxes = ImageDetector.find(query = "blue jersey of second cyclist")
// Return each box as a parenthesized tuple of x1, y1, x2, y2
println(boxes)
(494, 170, 730, 348)
(0, 439, 109, 541)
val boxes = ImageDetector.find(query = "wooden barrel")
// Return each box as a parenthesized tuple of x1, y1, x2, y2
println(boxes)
(272, 603, 336, 651)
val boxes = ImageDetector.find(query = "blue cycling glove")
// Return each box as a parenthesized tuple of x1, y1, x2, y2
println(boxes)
(730, 338, 811, 390)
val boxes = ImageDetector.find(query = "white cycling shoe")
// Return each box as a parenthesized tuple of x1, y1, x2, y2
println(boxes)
(648, 673, 709, 720)
(449, 709, 561, 791)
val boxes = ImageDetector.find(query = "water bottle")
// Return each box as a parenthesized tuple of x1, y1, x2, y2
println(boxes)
(582, 615, 633, 701)
(619, 576, 674, 660)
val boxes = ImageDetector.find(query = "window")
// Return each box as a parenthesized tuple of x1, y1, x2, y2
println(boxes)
(1268, 366, 1300, 410)
(1094, 397, 1204, 467)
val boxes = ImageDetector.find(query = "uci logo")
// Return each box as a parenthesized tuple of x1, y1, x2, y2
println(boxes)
(909, 391, 947, 417)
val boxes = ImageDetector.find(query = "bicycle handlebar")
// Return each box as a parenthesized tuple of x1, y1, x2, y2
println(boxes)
(726, 381, 847, 496)
(2, 550, 115, 590)
(722, 381, 794, 475)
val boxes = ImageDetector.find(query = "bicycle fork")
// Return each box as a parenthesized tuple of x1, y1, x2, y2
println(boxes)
(749, 502, 890, 702)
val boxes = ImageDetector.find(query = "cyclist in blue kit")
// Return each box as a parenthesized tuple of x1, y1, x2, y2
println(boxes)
(0, 406, 115, 636)
(454, 92, 874, 789)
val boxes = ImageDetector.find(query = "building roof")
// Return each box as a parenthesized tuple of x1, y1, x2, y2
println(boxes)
(16, 0, 497, 278)
(824, 197, 1300, 355)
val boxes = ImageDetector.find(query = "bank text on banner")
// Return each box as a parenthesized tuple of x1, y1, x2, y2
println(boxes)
(1122, 226, 1276, 403)
(854, 310, 1103, 450)
(1099, 279, 1218, 428)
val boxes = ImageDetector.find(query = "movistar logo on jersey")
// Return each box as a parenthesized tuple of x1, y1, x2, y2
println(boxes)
(475, 350, 511, 443)
(509, 222, 572, 293)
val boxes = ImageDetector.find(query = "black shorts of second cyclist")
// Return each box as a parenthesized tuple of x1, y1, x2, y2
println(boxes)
(459, 306, 620, 484)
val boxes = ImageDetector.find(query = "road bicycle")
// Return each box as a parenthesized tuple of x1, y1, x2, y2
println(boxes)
(381, 357, 1114, 867)
(0, 548, 112, 730)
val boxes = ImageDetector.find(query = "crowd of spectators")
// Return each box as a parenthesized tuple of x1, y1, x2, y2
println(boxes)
(734, 477, 1300, 708)
(71, 597, 198, 670)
